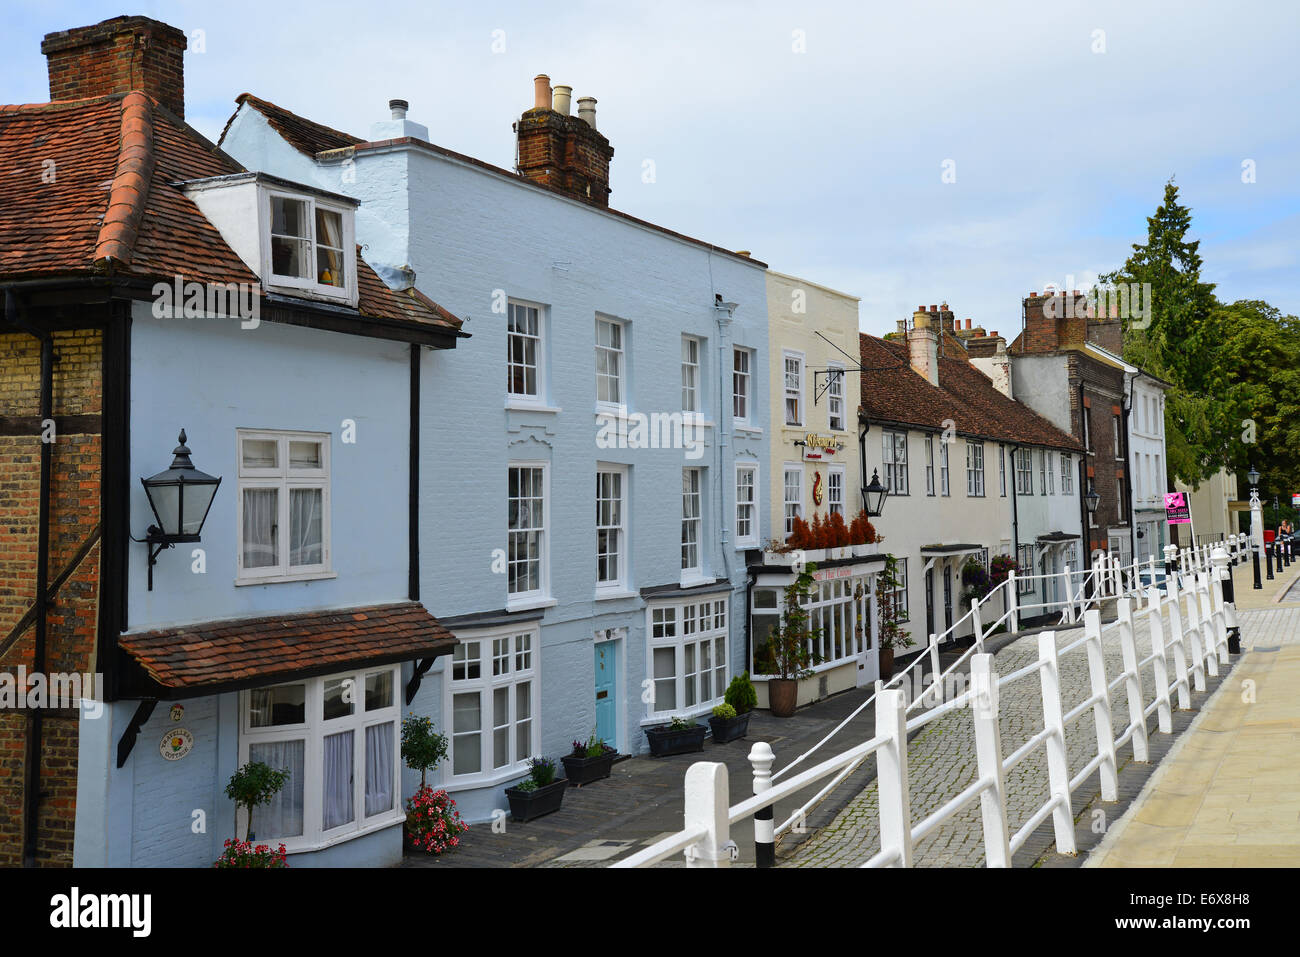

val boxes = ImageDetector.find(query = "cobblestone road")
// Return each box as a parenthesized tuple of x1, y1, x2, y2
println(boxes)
(781, 612, 1180, 868)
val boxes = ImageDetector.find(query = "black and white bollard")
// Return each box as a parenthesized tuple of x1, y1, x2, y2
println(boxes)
(749, 741, 776, 868)
(1213, 547, 1241, 654)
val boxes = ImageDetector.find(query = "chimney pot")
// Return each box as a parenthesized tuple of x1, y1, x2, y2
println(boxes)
(552, 85, 572, 115)
(533, 75, 551, 110)
(929, 304, 938, 312)
(965, 318, 972, 329)
(389, 99, 409, 120)
(576, 96, 597, 129)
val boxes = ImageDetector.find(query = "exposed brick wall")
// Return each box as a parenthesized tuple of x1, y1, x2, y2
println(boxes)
(41, 15, 186, 118)
(0, 328, 103, 867)
(516, 108, 614, 207)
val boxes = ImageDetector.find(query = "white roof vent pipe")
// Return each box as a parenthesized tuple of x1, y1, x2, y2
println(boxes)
(552, 85, 572, 115)
(370, 98, 428, 142)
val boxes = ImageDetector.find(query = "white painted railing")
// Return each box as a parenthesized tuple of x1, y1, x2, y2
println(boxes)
(614, 545, 1239, 868)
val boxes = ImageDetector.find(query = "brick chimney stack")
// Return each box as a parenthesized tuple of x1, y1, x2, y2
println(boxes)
(516, 74, 615, 207)
(42, 16, 187, 118)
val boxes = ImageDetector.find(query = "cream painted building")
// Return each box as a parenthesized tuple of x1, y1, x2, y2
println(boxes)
(1176, 468, 1240, 546)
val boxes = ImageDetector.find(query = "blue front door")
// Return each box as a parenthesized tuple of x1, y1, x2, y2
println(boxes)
(594, 640, 617, 748)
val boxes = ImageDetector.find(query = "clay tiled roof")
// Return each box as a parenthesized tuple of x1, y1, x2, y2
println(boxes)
(221, 92, 363, 156)
(118, 601, 456, 694)
(859, 334, 1081, 451)
(0, 92, 462, 336)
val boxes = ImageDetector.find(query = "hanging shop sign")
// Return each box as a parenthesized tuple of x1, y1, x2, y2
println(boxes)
(160, 728, 195, 762)
(1163, 492, 1190, 525)
(799, 433, 844, 462)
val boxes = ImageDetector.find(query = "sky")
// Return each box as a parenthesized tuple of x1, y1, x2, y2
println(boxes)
(5, 1, 1298, 337)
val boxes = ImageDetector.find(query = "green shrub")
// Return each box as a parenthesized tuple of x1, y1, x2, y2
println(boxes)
(712, 703, 737, 720)
(225, 761, 289, 842)
(401, 713, 449, 788)
(724, 672, 757, 715)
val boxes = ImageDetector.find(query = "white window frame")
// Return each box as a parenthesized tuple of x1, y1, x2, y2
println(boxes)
(828, 465, 845, 517)
(262, 188, 355, 303)
(444, 626, 540, 788)
(827, 364, 845, 432)
(883, 431, 908, 496)
(1047, 451, 1055, 495)
(507, 300, 545, 403)
(1038, 449, 1047, 496)
(925, 435, 935, 496)
(646, 597, 729, 719)
(238, 664, 402, 853)
(595, 316, 626, 412)
(783, 351, 804, 427)
(1061, 453, 1074, 494)
(507, 462, 550, 608)
(236, 429, 331, 584)
(681, 467, 704, 578)
(999, 444, 1007, 497)
(940, 441, 950, 497)
(733, 347, 753, 424)
(783, 465, 803, 537)
(1015, 448, 1033, 496)
(735, 462, 759, 549)
(1018, 544, 1036, 595)
(889, 557, 909, 622)
(966, 440, 985, 497)
(596, 464, 629, 594)
(682, 336, 702, 416)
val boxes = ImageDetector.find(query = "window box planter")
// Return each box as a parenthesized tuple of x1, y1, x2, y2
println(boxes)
(644, 722, 707, 757)
(560, 747, 618, 786)
(504, 778, 568, 822)
(707, 711, 751, 743)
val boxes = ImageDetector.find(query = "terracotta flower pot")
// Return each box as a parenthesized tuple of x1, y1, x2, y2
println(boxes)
(768, 678, 798, 717)
(879, 648, 895, 680)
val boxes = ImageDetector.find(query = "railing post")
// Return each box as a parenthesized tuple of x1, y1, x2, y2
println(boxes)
(970, 654, 1011, 867)
(875, 688, 913, 868)
(927, 633, 942, 707)
(1146, 586, 1173, 733)
(1060, 563, 1074, 623)
(749, 742, 775, 868)
(971, 596, 985, 651)
(683, 762, 731, 868)
(1207, 560, 1229, 666)
(1116, 598, 1149, 762)
(1196, 573, 1219, 678)
(1164, 543, 1179, 588)
(1095, 552, 1108, 597)
(1165, 578, 1192, 709)
(1213, 546, 1241, 655)
(1181, 577, 1207, 692)
(1036, 632, 1077, 854)
(1083, 609, 1119, 801)
(1007, 571, 1019, 633)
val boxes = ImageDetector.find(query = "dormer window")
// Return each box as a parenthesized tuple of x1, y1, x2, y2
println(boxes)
(267, 193, 352, 297)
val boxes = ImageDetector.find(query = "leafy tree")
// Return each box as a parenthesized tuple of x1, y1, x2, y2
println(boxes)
(401, 714, 448, 789)
(225, 761, 290, 842)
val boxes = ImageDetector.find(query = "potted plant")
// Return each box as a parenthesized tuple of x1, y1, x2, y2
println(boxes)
(708, 672, 756, 742)
(877, 554, 908, 679)
(759, 564, 823, 717)
(219, 760, 291, 868)
(505, 756, 568, 821)
(643, 715, 708, 756)
(401, 714, 468, 854)
(561, 729, 618, 786)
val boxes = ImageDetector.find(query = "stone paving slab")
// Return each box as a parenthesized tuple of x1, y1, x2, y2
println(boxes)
(1085, 607, 1300, 868)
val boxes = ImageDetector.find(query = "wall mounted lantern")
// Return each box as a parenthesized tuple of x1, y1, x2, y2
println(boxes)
(138, 429, 221, 590)
(1084, 485, 1101, 518)
(863, 468, 888, 518)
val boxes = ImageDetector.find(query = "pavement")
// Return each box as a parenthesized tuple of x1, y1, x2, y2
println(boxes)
(1084, 606, 1300, 867)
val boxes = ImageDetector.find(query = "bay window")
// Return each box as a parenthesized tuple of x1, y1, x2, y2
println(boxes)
(648, 599, 728, 716)
(240, 665, 401, 850)
(446, 628, 539, 783)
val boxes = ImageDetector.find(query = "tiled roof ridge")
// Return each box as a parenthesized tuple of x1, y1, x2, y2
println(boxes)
(222, 92, 364, 154)
(93, 91, 154, 271)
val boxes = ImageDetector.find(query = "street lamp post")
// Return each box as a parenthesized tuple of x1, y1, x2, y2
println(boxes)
(1249, 465, 1263, 590)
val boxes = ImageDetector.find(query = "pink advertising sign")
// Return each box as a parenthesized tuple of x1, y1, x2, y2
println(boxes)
(1164, 492, 1191, 525)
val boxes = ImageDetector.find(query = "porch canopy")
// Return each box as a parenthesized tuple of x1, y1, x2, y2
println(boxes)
(919, 543, 984, 574)
(1036, 531, 1081, 550)
(116, 601, 458, 701)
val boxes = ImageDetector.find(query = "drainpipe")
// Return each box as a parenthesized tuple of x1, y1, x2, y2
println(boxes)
(1009, 443, 1021, 594)
(714, 301, 736, 587)
(858, 415, 870, 512)
(1122, 374, 1137, 564)
(4, 289, 52, 868)
(1077, 385, 1092, 594)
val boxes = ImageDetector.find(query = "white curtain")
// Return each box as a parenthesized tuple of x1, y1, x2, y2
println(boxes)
(323, 730, 354, 831)
(289, 488, 322, 566)
(242, 488, 278, 569)
(249, 740, 304, 839)
(365, 723, 394, 816)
